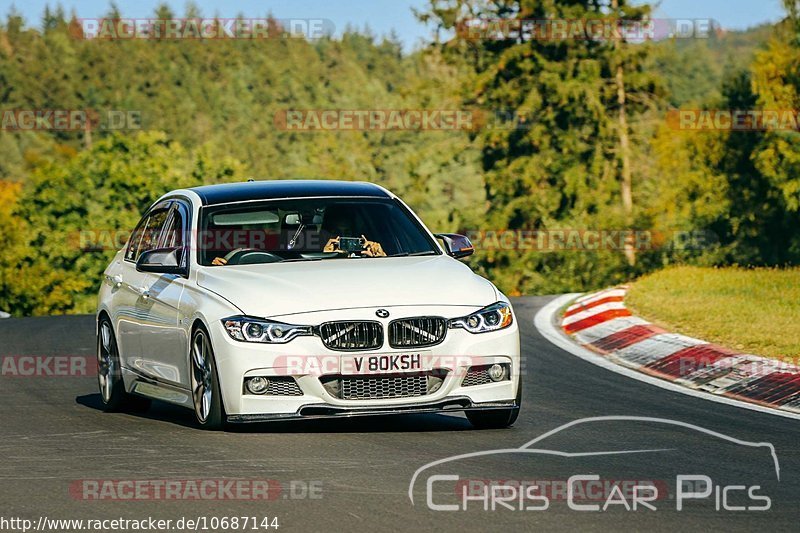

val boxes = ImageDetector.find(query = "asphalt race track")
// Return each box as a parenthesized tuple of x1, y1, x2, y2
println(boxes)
(1, 296, 798, 532)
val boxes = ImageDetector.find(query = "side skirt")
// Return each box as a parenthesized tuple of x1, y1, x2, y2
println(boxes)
(121, 367, 194, 408)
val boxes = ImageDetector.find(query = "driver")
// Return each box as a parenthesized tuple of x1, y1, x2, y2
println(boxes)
(211, 227, 270, 266)
(211, 252, 233, 266)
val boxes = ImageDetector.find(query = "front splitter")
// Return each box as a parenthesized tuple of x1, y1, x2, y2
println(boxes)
(226, 396, 517, 423)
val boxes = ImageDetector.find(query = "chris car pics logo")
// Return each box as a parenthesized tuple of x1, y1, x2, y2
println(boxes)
(409, 416, 778, 512)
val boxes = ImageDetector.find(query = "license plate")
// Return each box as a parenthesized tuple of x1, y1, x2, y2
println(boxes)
(341, 352, 430, 375)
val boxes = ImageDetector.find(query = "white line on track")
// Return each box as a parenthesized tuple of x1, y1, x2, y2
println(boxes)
(534, 293, 800, 421)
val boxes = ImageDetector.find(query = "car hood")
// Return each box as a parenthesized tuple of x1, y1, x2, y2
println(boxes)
(196, 255, 498, 317)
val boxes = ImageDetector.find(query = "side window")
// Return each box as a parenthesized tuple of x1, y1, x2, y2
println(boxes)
(126, 217, 148, 262)
(163, 209, 184, 249)
(125, 209, 169, 262)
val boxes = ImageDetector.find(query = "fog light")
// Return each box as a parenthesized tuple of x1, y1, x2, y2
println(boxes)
(427, 374, 445, 394)
(488, 364, 507, 382)
(246, 376, 270, 394)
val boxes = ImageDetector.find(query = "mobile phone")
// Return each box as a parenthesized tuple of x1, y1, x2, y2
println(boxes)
(338, 237, 365, 252)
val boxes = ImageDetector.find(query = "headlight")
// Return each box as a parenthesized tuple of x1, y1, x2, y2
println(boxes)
(222, 316, 313, 344)
(448, 302, 513, 333)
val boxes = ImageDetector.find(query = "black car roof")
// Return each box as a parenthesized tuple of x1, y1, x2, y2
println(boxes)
(189, 180, 391, 206)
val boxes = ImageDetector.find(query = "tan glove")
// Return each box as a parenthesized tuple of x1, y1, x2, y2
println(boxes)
(361, 235, 386, 257)
(323, 237, 340, 252)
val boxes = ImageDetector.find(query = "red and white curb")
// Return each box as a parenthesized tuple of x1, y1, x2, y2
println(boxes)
(534, 291, 800, 420)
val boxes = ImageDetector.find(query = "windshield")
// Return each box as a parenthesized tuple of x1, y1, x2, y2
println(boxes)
(198, 197, 440, 266)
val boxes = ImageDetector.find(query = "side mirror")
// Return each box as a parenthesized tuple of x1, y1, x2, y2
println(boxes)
(435, 233, 474, 259)
(136, 247, 187, 275)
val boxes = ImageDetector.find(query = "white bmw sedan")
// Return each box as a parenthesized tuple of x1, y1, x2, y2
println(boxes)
(97, 180, 521, 430)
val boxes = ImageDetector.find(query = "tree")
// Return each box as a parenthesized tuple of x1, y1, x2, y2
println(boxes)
(6, 132, 244, 315)
(751, 3, 800, 213)
(647, 44, 800, 268)
(418, 0, 663, 293)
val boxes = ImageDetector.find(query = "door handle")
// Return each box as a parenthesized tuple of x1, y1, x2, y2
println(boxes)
(138, 287, 151, 299)
(105, 274, 123, 288)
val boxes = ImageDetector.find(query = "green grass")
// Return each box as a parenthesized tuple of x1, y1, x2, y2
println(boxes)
(626, 266, 800, 362)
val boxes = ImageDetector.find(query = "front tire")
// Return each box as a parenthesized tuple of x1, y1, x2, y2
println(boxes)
(466, 379, 522, 429)
(190, 326, 225, 430)
(97, 317, 151, 413)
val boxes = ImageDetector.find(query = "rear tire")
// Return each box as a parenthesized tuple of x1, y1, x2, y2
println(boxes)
(97, 317, 152, 413)
(466, 379, 522, 429)
(190, 326, 225, 431)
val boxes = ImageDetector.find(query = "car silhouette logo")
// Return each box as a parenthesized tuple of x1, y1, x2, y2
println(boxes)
(376, 309, 390, 318)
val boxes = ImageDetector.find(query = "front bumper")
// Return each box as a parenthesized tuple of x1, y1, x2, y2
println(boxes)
(210, 305, 522, 417)
(226, 396, 519, 423)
